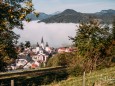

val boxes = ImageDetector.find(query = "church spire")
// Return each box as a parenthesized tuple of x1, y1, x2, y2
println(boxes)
(41, 37, 44, 43)
(41, 37, 45, 49)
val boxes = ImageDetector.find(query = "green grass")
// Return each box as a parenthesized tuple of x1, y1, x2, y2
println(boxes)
(50, 66, 115, 86)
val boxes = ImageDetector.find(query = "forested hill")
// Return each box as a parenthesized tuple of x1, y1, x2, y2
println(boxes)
(26, 12, 52, 21)
(39, 9, 115, 24)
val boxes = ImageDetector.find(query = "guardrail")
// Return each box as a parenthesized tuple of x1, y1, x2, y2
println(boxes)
(0, 66, 66, 80)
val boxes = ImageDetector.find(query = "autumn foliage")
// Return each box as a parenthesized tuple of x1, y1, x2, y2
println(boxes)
(0, 0, 34, 71)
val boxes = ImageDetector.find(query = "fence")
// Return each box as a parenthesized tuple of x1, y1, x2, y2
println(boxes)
(0, 66, 65, 80)
(0, 66, 66, 86)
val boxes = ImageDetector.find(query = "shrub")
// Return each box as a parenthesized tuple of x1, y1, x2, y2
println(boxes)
(47, 53, 71, 67)
(47, 52, 84, 76)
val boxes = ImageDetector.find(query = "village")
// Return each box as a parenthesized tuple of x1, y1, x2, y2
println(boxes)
(7, 37, 74, 71)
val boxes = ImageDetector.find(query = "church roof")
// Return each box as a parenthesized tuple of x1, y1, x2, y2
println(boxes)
(46, 42, 49, 47)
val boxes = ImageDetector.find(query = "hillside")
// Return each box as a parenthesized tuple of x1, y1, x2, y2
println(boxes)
(39, 9, 115, 24)
(26, 11, 61, 21)
(51, 66, 115, 86)
(26, 12, 52, 20)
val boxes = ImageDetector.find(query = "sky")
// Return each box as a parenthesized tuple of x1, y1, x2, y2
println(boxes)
(32, 0, 115, 14)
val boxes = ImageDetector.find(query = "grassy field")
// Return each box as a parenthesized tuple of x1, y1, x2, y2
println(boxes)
(51, 66, 115, 86)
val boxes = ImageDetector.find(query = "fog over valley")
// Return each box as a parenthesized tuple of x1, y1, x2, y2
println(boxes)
(14, 21, 77, 47)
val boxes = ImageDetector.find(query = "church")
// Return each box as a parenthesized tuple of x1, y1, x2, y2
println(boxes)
(31, 37, 52, 67)
(34, 37, 52, 55)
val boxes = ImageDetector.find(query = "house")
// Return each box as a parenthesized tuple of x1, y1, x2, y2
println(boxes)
(58, 47, 66, 53)
(58, 47, 74, 53)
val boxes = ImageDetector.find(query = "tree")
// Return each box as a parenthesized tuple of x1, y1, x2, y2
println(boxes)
(70, 19, 113, 71)
(19, 42, 25, 52)
(25, 41, 31, 48)
(112, 19, 115, 40)
(0, 0, 34, 71)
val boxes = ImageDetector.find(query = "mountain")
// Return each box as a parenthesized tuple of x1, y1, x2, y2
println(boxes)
(52, 11, 61, 15)
(96, 9, 115, 15)
(39, 9, 115, 24)
(26, 12, 52, 21)
(39, 9, 87, 23)
(94, 9, 115, 23)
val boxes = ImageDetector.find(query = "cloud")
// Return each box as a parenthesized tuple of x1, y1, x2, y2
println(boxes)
(14, 21, 77, 48)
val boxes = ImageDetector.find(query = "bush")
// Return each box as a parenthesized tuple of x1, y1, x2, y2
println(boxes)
(47, 53, 71, 67)
(47, 52, 84, 76)
(47, 50, 115, 77)
(68, 65, 83, 76)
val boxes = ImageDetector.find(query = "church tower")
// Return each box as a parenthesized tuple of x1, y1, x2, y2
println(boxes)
(45, 42, 51, 53)
(46, 42, 49, 47)
(36, 42, 39, 53)
(37, 42, 39, 47)
(41, 37, 45, 49)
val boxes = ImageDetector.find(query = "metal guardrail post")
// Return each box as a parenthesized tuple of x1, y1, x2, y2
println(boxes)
(11, 80, 14, 86)
(82, 71, 85, 86)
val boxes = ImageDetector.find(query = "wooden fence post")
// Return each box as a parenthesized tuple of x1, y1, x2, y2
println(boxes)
(82, 71, 85, 86)
(11, 80, 14, 86)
